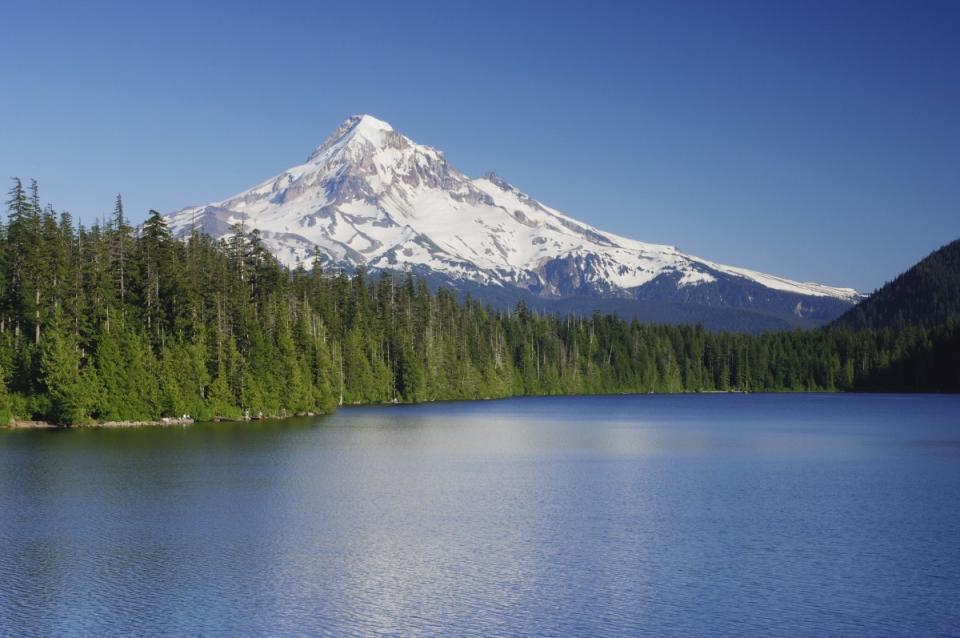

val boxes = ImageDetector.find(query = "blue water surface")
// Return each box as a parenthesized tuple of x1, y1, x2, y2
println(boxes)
(1, 394, 958, 636)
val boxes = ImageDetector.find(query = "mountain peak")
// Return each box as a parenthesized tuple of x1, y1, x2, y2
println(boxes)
(167, 114, 862, 325)
(308, 114, 395, 162)
(345, 113, 393, 135)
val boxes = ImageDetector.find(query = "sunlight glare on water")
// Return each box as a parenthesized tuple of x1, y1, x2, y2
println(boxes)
(1, 394, 958, 636)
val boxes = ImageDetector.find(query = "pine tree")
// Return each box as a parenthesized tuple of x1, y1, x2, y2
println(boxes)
(112, 194, 132, 313)
(40, 314, 99, 424)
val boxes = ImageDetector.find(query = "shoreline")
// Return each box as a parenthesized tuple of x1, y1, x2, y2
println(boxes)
(6, 416, 197, 430)
(3, 390, 952, 430)
(3, 411, 328, 430)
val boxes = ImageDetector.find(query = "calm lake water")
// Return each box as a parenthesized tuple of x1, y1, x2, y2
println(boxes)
(1, 394, 959, 636)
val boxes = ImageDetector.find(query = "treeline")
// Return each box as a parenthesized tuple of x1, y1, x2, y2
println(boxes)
(0, 180, 956, 424)
(834, 238, 960, 331)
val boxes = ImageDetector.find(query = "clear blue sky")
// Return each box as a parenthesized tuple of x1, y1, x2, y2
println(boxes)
(2, 0, 958, 292)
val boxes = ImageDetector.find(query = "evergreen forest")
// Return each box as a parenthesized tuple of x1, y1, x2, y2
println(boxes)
(1, 179, 957, 425)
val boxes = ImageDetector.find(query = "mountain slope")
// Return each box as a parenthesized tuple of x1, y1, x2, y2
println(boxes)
(833, 238, 960, 330)
(166, 114, 862, 326)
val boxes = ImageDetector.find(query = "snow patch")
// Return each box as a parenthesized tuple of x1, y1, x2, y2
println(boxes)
(165, 115, 863, 305)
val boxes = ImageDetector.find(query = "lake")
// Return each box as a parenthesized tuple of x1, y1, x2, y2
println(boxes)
(1, 394, 958, 636)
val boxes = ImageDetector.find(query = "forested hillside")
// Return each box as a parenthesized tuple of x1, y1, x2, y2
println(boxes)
(834, 239, 960, 330)
(1, 180, 956, 425)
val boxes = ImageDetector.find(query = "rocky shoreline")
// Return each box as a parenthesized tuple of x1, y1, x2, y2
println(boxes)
(6, 416, 196, 430)
(3, 411, 331, 430)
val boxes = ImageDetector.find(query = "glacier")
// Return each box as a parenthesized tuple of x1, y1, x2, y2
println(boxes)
(165, 114, 862, 327)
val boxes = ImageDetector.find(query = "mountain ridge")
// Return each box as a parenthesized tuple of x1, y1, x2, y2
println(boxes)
(165, 114, 862, 327)
(833, 238, 960, 330)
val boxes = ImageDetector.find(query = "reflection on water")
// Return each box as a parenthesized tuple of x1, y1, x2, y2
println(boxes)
(1, 394, 959, 636)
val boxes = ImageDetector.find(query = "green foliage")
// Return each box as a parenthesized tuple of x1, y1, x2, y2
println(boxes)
(0, 178, 956, 425)
(39, 324, 99, 424)
(95, 328, 161, 420)
(835, 239, 960, 330)
(0, 368, 12, 424)
(159, 335, 213, 420)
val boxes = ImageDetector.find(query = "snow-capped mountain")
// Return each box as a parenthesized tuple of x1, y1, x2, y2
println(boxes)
(166, 115, 862, 326)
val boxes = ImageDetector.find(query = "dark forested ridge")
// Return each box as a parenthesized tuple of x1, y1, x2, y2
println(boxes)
(0, 180, 956, 425)
(833, 239, 960, 330)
